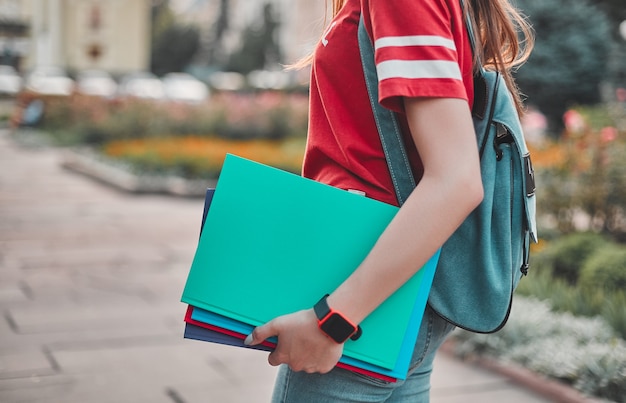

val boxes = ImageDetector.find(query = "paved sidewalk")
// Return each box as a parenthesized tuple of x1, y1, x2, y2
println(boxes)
(0, 128, 553, 403)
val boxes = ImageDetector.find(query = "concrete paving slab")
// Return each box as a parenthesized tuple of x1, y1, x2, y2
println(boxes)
(431, 354, 551, 402)
(41, 341, 278, 403)
(0, 348, 57, 379)
(6, 301, 178, 334)
(0, 374, 75, 403)
(168, 344, 279, 403)
(0, 284, 29, 304)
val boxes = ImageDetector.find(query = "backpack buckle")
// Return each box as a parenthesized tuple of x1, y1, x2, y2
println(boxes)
(524, 154, 536, 197)
(494, 123, 513, 161)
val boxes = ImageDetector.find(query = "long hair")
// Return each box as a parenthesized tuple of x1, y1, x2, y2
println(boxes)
(467, 0, 534, 114)
(288, 0, 347, 69)
(297, 0, 533, 114)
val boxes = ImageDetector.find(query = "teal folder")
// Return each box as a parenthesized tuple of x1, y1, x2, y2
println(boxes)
(181, 154, 438, 370)
(186, 185, 437, 381)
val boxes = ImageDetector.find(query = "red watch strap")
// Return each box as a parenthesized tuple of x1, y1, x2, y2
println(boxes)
(313, 294, 362, 341)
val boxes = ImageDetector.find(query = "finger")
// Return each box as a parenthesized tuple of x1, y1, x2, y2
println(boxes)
(318, 363, 335, 374)
(267, 350, 284, 367)
(244, 321, 277, 346)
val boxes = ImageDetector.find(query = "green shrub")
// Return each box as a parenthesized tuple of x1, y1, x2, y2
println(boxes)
(517, 269, 606, 318)
(579, 245, 626, 292)
(603, 144, 626, 242)
(516, 279, 626, 340)
(169, 154, 222, 179)
(452, 297, 626, 402)
(548, 232, 609, 284)
(602, 292, 626, 346)
(119, 151, 169, 176)
(518, 238, 626, 339)
(517, 267, 568, 304)
(575, 347, 626, 403)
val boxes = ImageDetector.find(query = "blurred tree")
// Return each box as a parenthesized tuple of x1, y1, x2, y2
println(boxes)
(515, 0, 614, 132)
(150, 0, 200, 76)
(227, 2, 281, 74)
(589, 0, 626, 88)
(151, 0, 174, 37)
(206, 0, 230, 67)
(589, 0, 626, 36)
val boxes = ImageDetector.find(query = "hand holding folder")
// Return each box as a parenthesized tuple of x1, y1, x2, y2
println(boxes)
(181, 155, 439, 381)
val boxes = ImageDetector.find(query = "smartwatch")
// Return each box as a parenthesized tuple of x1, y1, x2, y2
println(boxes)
(313, 294, 362, 343)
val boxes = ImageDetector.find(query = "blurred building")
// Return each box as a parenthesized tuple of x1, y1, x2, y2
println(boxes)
(0, 0, 151, 74)
(0, 0, 30, 69)
(1, 0, 327, 76)
(231, 0, 326, 64)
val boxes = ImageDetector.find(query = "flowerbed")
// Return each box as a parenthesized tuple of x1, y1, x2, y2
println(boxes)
(101, 136, 305, 179)
(518, 232, 626, 336)
(452, 297, 626, 402)
(14, 90, 309, 144)
(527, 105, 626, 242)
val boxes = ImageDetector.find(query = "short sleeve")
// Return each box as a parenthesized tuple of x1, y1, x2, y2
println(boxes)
(362, 0, 470, 113)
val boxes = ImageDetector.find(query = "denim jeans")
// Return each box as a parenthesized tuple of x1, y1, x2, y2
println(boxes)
(271, 306, 455, 402)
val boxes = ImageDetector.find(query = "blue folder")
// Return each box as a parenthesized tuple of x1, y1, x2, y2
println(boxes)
(185, 322, 273, 352)
(188, 280, 436, 381)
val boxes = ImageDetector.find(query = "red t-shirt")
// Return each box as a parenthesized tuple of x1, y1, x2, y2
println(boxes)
(302, 0, 474, 206)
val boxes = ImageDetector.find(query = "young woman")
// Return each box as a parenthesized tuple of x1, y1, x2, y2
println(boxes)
(245, 0, 533, 401)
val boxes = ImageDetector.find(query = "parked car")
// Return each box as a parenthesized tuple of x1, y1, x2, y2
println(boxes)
(0, 65, 23, 95)
(247, 69, 293, 90)
(118, 72, 164, 100)
(25, 66, 74, 96)
(208, 71, 246, 91)
(75, 69, 117, 98)
(162, 72, 209, 103)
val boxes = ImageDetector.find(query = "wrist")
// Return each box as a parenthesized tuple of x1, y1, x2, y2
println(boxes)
(313, 294, 362, 343)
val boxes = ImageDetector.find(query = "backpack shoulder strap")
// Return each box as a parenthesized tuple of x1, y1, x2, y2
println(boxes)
(357, 15, 415, 205)
(459, 0, 479, 65)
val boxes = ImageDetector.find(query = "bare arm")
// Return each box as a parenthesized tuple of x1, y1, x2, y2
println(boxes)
(327, 97, 483, 323)
(246, 97, 483, 373)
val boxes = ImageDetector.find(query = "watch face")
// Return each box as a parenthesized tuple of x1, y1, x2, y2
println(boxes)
(320, 312, 357, 343)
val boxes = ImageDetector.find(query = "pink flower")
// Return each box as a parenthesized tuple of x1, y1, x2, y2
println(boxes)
(563, 109, 586, 134)
(600, 126, 618, 143)
(521, 107, 547, 144)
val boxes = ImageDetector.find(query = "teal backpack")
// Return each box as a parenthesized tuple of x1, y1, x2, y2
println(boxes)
(358, 5, 538, 333)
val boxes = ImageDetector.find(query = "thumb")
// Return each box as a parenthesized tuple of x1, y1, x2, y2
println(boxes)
(244, 321, 277, 346)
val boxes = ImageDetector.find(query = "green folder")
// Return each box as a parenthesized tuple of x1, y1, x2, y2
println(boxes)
(181, 154, 437, 370)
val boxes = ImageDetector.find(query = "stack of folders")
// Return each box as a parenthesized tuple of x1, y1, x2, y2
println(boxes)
(180, 154, 440, 382)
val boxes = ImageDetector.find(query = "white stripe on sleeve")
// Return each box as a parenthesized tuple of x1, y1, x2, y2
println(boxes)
(376, 60, 462, 81)
(375, 35, 456, 51)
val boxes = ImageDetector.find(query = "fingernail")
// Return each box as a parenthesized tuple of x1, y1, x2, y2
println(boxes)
(244, 334, 253, 345)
